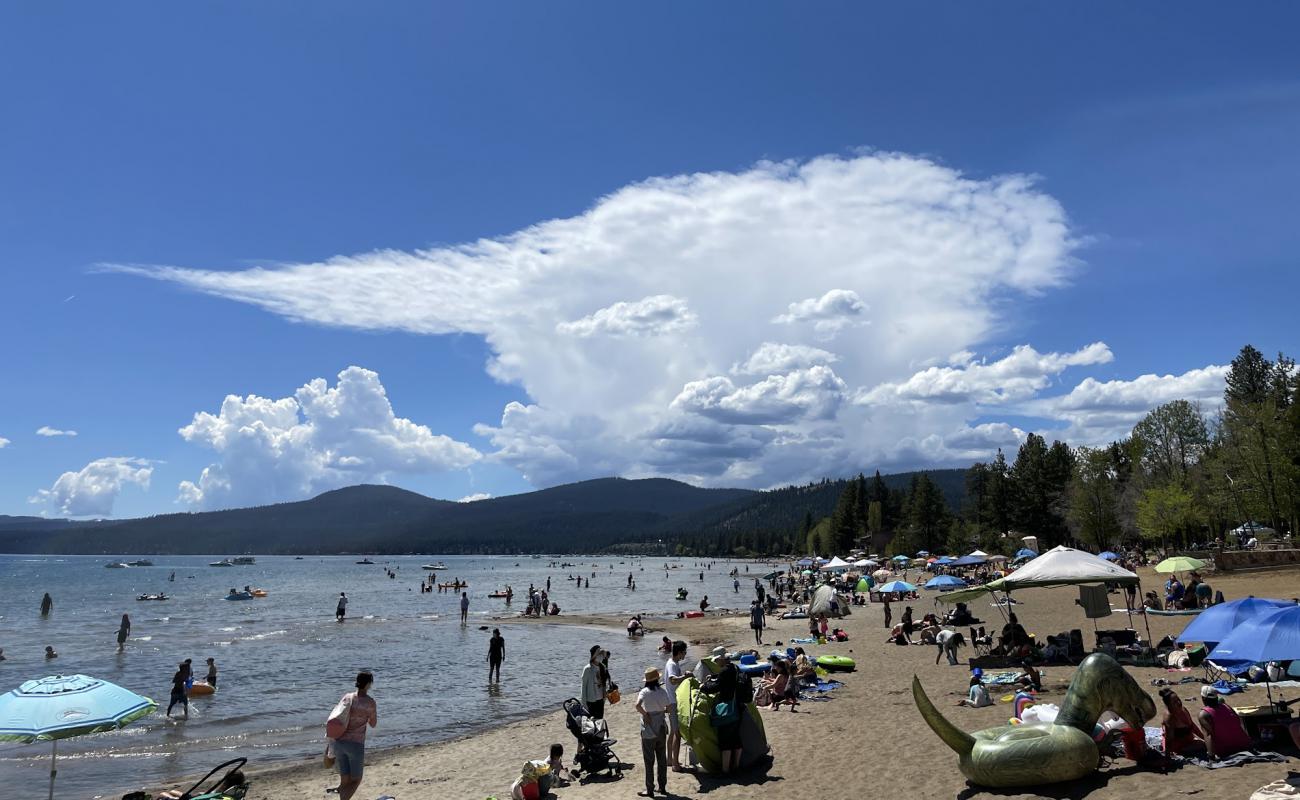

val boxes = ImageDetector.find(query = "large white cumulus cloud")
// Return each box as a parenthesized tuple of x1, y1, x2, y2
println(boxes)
(116, 152, 1228, 489)
(177, 366, 481, 509)
(31, 457, 152, 517)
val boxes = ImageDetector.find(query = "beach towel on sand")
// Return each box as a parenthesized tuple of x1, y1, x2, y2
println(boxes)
(1170, 750, 1288, 769)
(1252, 774, 1300, 800)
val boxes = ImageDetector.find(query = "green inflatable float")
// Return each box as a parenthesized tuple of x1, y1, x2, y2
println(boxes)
(677, 657, 769, 773)
(912, 652, 1155, 788)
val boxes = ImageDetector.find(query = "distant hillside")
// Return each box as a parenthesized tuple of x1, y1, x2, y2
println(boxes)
(0, 471, 966, 556)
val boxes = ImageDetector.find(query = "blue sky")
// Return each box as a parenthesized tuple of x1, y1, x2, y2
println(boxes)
(1, 3, 1297, 518)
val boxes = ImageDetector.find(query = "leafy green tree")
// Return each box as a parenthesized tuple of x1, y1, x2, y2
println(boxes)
(1136, 483, 1194, 552)
(903, 472, 950, 554)
(1068, 447, 1122, 551)
(1131, 400, 1210, 484)
(1010, 434, 1075, 547)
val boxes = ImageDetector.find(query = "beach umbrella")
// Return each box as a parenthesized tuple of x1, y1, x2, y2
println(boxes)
(1209, 604, 1300, 666)
(891, 555, 910, 563)
(1015, 548, 1038, 559)
(924, 575, 969, 590)
(935, 556, 956, 565)
(794, 558, 814, 567)
(872, 569, 893, 581)
(1155, 556, 1206, 574)
(915, 550, 930, 557)
(0, 674, 156, 799)
(1097, 551, 1119, 561)
(760, 571, 782, 580)
(800, 569, 814, 576)
(1178, 597, 1295, 645)
(878, 580, 917, 594)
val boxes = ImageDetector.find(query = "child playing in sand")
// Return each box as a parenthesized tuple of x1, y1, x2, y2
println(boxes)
(547, 743, 575, 787)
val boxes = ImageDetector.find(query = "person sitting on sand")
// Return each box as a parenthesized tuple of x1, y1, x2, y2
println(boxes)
(1158, 688, 1207, 756)
(1143, 590, 1163, 611)
(761, 660, 799, 712)
(1197, 685, 1253, 760)
(546, 743, 575, 788)
(957, 672, 993, 707)
(886, 623, 911, 646)
(791, 647, 816, 683)
(1017, 660, 1042, 692)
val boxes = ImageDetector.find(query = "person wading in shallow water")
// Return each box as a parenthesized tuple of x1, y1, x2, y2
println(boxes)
(488, 628, 505, 683)
(336, 592, 348, 622)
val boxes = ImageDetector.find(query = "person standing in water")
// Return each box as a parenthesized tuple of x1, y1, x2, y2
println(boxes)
(336, 592, 348, 622)
(116, 614, 131, 651)
(40, 593, 53, 616)
(167, 662, 189, 719)
(488, 628, 505, 683)
(460, 591, 470, 625)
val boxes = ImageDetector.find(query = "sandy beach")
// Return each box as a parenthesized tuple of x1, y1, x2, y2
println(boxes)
(200, 565, 1300, 800)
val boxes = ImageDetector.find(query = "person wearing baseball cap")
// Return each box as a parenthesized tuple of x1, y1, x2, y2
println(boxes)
(635, 665, 673, 796)
(1198, 684, 1252, 760)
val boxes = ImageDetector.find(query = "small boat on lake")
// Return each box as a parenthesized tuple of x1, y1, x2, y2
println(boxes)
(356, 558, 376, 565)
(105, 562, 128, 568)
(232, 556, 256, 565)
(423, 562, 449, 570)
(210, 559, 235, 567)
(128, 559, 154, 567)
(137, 593, 168, 601)
(224, 590, 254, 601)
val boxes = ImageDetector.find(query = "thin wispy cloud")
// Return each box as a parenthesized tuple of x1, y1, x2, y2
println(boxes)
(36, 426, 78, 437)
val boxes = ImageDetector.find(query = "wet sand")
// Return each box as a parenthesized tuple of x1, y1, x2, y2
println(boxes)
(172, 565, 1300, 800)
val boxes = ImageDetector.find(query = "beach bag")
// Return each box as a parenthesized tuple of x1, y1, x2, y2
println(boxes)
(710, 699, 740, 727)
(753, 685, 773, 708)
(607, 685, 621, 705)
(323, 740, 335, 769)
(325, 693, 353, 740)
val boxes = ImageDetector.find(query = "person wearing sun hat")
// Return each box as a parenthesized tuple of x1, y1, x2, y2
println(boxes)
(635, 665, 673, 797)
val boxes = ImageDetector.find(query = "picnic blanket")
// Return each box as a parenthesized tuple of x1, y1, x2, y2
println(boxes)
(1170, 750, 1288, 769)
(980, 670, 1041, 686)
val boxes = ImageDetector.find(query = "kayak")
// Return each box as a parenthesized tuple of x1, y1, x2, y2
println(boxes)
(488, 592, 511, 598)
(1145, 607, 1203, 616)
(439, 583, 468, 589)
(816, 655, 856, 672)
(136, 594, 168, 601)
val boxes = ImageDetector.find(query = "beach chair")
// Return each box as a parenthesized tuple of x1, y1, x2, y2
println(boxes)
(124, 757, 249, 800)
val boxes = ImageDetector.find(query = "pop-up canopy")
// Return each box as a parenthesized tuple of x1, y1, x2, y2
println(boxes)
(937, 545, 1139, 604)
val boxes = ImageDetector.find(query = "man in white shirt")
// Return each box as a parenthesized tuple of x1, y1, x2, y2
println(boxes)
(664, 640, 688, 772)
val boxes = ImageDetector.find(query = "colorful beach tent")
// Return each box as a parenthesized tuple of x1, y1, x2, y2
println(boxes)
(937, 545, 1140, 603)
(0, 674, 156, 799)
(1178, 597, 1293, 645)
(856, 577, 871, 592)
(808, 584, 841, 616)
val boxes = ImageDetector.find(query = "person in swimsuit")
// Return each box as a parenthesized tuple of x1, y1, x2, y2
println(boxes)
(460, 591, 470, 625)
(205, 657, 218, 688)
(1158, 688, 1206, 755)
(336, 592, 348, 621)
(167, 662, 188, 719)
(116, 614, 131, 651)
(331, 671, 377, 800)
(1197, 685, 1253, 760)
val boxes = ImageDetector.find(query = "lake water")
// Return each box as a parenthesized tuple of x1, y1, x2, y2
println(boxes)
(0, 554, 771, 799)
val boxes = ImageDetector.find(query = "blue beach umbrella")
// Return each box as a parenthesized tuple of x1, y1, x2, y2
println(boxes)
(924, 575, 969, 590)
(1208, 604, 1300, 665)
(1098, 551, 1119, 561)
(934, 556, 957, 565)
(1014, 548, 1038, 559)
(877, 580, 917, 594)
(891, 555, 910, 563)
(0, 674, 156, 799)
(1177, 597, 1294, 645)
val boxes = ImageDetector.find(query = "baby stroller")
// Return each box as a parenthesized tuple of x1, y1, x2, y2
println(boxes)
(121, 757, 249, 800)
(562, 698, 623, 782)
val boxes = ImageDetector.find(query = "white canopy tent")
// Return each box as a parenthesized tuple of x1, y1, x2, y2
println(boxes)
(820, 556, 852, 572)
(938, 545, 1138, 603)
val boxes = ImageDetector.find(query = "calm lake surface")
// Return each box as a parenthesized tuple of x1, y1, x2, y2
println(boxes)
(0, 554, 770, 799)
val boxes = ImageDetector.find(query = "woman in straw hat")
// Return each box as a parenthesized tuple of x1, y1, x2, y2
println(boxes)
(635, 665, 673, 797)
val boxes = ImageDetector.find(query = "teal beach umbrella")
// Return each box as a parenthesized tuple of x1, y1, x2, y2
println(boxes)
(0, 674, 156, 799)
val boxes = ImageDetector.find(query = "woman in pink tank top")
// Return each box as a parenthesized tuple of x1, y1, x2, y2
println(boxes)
(1197, 686, 1252, 760)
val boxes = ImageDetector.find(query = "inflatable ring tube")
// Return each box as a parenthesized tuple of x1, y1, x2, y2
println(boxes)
(737, 662, 772, 676)
(684, 610, 704, 618)
(188, 681, 215, 696)
(816, 655, 856, 672)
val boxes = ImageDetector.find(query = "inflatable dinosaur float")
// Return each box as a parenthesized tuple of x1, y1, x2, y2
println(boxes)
(912, 653, 1155, 788)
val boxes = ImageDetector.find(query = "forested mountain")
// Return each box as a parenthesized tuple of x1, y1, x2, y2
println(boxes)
(0, 472, 962, 556)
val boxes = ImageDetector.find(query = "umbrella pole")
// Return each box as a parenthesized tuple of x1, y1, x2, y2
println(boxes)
(48, 739, 56, 800)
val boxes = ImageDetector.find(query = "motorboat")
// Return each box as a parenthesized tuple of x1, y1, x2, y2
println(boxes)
(224, 590, 254, 601)
(105, 562, 128, 568)
(356, 558, 376, 565)
(423, 562, 449, 570)
(136, 593, 168, 601)
(210, 559, 234, 567)
(232, 556, 256, 565)
(128, 559, 154, 567)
